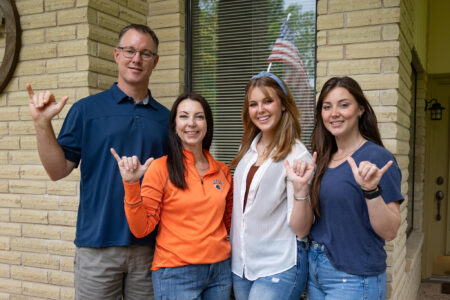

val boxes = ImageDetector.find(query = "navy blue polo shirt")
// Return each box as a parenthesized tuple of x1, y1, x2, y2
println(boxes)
(57, 83, 169, 247)
(310, 141, 403, 276)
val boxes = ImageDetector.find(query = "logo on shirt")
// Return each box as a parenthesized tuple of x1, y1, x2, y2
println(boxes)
(213, 179, 223, 190)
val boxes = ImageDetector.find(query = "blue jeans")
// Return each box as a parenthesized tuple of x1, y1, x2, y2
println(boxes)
(308, 241, 386, 300)
(233, 240, 308, 300)
(152, 258, 231, 300)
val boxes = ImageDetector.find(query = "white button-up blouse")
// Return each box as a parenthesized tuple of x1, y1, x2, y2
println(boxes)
(230, 134, 312, 280)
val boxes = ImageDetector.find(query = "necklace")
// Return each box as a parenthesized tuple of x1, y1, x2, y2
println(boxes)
(258, 140, 269, 155)
(331, 139, 365, 161)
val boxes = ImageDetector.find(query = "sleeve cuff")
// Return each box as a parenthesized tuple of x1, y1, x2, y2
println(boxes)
(123, 181, 142, 205)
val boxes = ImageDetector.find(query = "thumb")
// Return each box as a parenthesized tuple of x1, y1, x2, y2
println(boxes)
(55, 96, 69, 113)
(346, 156, 359, 175)
(143, 157, 154, 170)
(380, 160, 393, 175)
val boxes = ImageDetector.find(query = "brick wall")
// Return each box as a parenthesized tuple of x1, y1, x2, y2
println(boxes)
(316, 0, 423, 299)
(0, 0, 150, 299)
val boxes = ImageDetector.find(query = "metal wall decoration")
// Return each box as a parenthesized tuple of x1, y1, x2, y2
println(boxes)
(0, 0, 21, 94)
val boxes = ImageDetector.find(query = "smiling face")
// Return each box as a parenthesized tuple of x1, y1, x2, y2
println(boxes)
(175, 99, 207, 151)
(114, 29, 159, 93)
(247, 86, 285, 139)
(321, 87, 364, 139)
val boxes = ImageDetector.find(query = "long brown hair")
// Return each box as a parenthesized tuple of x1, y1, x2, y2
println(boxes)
(167, 92, 214, 189)
(310, 76, 383, 216)
(230, 74, 302, 168)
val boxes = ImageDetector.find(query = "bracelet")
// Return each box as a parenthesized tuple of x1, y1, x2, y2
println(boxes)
(294, 194, 310, 201)
(361, 185, 382, 200)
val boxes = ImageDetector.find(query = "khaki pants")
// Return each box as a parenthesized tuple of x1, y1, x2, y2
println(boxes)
(74, 245, 154, 300)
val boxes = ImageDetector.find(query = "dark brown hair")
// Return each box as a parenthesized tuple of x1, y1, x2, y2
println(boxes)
(230, 74, 302, 168)
(117, 24, 159, 54)
(167, 92, 214, 189)
(310, 76, 383, 216)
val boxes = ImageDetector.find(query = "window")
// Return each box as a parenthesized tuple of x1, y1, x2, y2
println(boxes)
(187, 0, 317, 164)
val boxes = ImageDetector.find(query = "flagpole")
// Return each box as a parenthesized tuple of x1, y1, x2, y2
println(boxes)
(267, 13, 291, 73)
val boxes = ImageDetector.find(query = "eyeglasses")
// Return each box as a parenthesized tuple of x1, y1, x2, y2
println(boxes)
(117, 46, 157, 60)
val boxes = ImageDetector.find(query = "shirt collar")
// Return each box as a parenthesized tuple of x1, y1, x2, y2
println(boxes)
(182, 147, 219, 173)
(250, 132, 262, 153)
(111, 83, 158, 109)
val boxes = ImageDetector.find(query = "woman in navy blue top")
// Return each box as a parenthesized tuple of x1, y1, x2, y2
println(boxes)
(308, 76, 403, 300)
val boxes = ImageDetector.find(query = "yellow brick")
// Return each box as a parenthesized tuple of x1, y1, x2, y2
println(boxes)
(97, 74, 116, 90)
(0, 222, 21, 237)
(21, 195, 59, 210)
(22, 282, 60, 300)
(47, 181, 78, 196)
(10, 208, 48, 224)
(0, 194, 21, 208)
(90, 57, 118, 76)
(0, 278, 22, 294)
(20, 136, 37, 149)
(128, 0, 148, 13)
(148, 0, 182, 16)
(0, 208, 9, 222)
(0, 182, 7, 194)
(9, 121, 35, 135)
(0, 165, 20, 179)
(0, 152, 6, 164)
(77, 24, 90, 39)
(155, 27, 184, 43)
(97, 44, 115, 61)
(60, 256, 74, 272)
(49, 211, 77, 227)
(15, 60, 46, 76)
(11, 266, 48, 283)
(149, 13, 184, 29)
(382, 24, 400, 40)
(0, 107, 19, 121)
(328, 26, 381, 45)
(317, 0, 328, 14)
(0, 136, 20, 150)
(10, 179, 47, 194)
(90, 25, 118, 47)
(23, 224, 61, 239)
(21, 29, 46, 44)
(346, 8, 400, 27)
(19, 74, 59, 90)
(22, 253, 59, 270)
(151, 69, 183, 84)
(61, 287, 75, 300)
(381, 90, 398, 105)
(21, 12, 56, 29)
(58, 72, 90, 88)
(49, 270, 74, 287)
(88, 0, 119, 16)
(7, 91, 28, 106)
(46, 57, 76, 75)
(48, 240, 75, 256)
(58, 40, 90, 57)
(150, 83, 183, 99)
(46, 25, 77, 42)
(346, 41, 400, 59)
(317, 14, 344, 30)
(4, 78, 19, 93)
(16, 0, 44, 14)
(382, 57, 399, 73)
(97, 12, 128, 33)
(317, 45, 344, 60)
(61, 227, 76, 242)
(0, 250, 21, 265)
(0, 264, 9, 279)
(45, 0, 75, 11)
(158, 41, 184, 56)
(158, 55, 184, 69)
(352, 74, 399, 90)
(119, 6, 146, 24)
(384, 0, 400, 7)
(59, 197, 79, 211)
(11, 237, 47, 254)
(0, 95, 4, 107)
(328, 0, 381, 13)
(57, 7, 92, 25)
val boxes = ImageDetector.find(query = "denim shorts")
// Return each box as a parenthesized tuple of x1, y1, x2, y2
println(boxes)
(308, 241, 386, 300)
(232, 240, 308, 300)
(152, 258, 231, 300)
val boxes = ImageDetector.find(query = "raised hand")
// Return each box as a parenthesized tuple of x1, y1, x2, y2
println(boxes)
(347, 156, 393, 191)
(27, 83, 69, 123)
(284, 152, 317, 191)
(110, 148, 154, 184)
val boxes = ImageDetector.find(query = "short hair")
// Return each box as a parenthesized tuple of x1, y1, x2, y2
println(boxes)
(117, 24, 159, 54)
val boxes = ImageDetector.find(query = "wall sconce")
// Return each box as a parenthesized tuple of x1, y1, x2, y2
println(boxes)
(424, 98, 446, 121)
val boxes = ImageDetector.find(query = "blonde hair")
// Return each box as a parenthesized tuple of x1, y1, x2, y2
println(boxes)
(230, 74, 302, 168)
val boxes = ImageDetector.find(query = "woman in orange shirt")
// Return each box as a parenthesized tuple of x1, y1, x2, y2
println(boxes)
(111, 92, 233, 300)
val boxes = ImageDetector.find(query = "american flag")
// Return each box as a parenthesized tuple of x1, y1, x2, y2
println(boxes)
(267, 18, 311, 94)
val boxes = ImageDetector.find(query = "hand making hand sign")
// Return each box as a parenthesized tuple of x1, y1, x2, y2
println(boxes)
(110, 148, 154, 184)
(284, 152, 317, 194)
(27, 83, 69, 124)
(347, 156, 393, 192)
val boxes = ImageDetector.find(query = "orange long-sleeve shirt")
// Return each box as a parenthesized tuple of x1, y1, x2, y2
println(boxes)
(123, 148, 232, 270)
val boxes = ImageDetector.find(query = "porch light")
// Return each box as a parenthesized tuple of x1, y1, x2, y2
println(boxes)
(424, 98, 446, 121)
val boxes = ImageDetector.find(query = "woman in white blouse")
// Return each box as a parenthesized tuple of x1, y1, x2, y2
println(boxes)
(230, 72, 315, 300)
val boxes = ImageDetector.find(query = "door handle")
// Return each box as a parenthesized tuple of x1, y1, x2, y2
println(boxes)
(436, 190, 444, 221)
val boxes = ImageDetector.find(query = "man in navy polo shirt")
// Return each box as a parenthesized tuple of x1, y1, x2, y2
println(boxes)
(27, 24, 169, 299)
